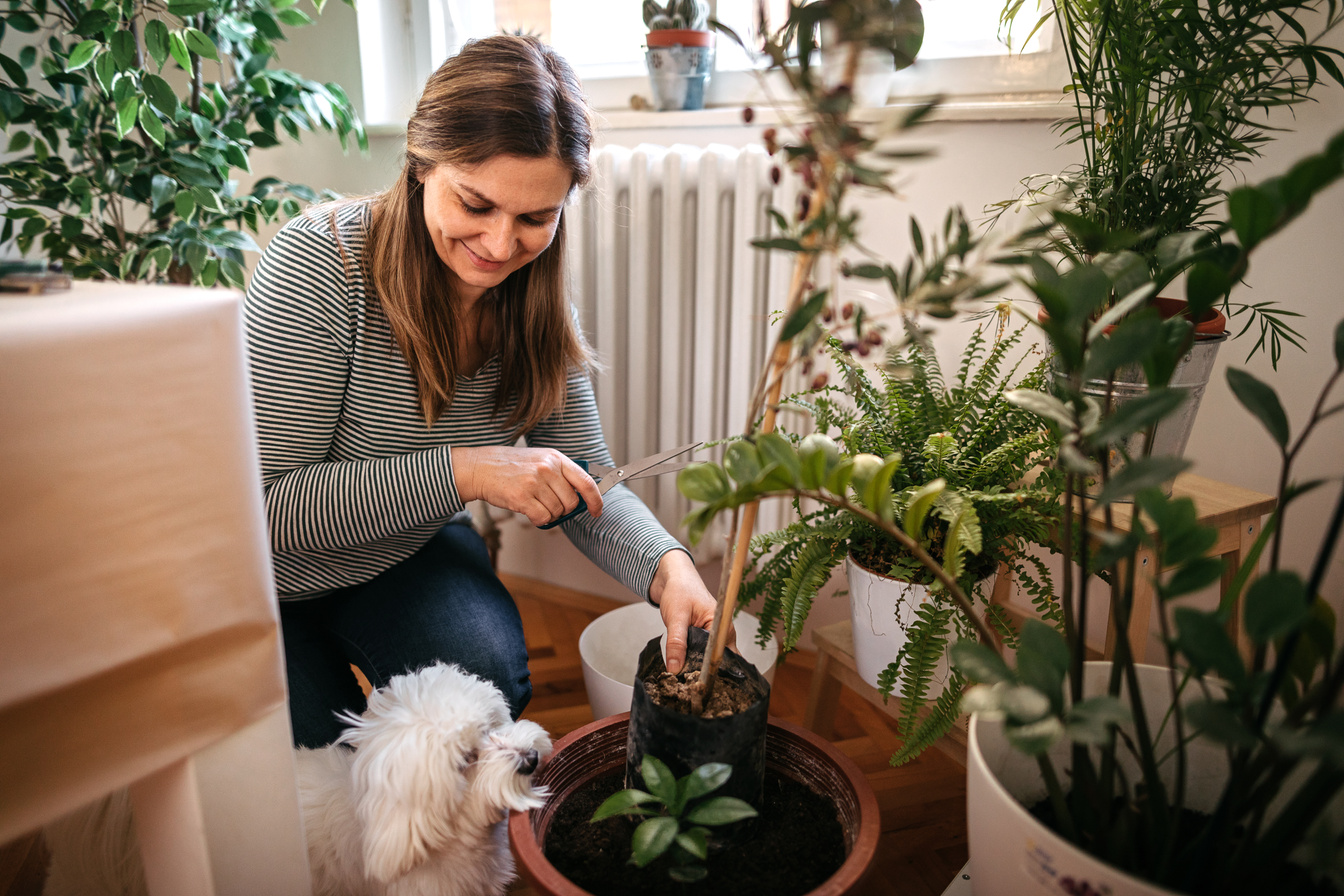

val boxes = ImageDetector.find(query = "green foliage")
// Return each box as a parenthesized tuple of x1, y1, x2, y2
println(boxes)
(590, 755, 758, 883)
(1, 0, 366, 286)
(997, 0, 1344, 366)
(641, 0, 708, 30)
(680, 323, 1064, 763)
(955, 131, 1344, 893)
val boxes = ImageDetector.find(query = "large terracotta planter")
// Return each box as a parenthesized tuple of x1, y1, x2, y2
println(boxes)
(508, 714, 880, 896)
(967, 663, 1230, 896)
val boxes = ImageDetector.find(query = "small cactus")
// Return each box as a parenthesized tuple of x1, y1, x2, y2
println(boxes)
(643, 0, 709, 30)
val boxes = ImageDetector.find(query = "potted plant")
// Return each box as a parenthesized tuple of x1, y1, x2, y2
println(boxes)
(992, 0, 1344, 464)
(739, 321, 1064, 763)
(677, 124, 1344, 895)
(510, 2, 946, 892)
(642, 0, 716, 111)
(0, 0, 366, 286)
(949, 127, 1344, 895)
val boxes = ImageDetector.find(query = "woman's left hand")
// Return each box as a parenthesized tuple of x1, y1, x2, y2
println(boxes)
(648, 549, 732, 675)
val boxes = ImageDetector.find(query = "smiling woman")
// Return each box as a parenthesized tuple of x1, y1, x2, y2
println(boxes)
(242, 33, 722, 752)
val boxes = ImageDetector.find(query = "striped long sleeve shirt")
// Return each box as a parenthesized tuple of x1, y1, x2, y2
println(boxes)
(244, 200, 684, 600)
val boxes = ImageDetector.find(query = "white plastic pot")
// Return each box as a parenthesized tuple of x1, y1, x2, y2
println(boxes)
(845, 554, 949, 690)
(578, 602, 778, 720)
(967, 663, 1231, 896)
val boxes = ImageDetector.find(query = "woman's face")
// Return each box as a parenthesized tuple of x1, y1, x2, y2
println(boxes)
(420, 154, 574, 303)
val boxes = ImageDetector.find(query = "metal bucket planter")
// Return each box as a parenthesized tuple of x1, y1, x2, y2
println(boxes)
(1045, 297, 1228, 496)
(645, 29, 715, 111)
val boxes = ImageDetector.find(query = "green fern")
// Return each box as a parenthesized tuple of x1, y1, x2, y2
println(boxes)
(741, 322, 1066, 762)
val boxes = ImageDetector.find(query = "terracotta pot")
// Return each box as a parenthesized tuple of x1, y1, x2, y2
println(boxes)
(508, 714, 881, 896)
(645, 28, 716, 48)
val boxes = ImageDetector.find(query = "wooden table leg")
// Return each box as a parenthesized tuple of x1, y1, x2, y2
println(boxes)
(1223, 515, 1262, 664)
(804, 651, 843, 740)
(1105, 547, 1157, 662)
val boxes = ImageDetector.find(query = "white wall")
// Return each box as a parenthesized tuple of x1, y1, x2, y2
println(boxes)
(255, 7, 1344, 642)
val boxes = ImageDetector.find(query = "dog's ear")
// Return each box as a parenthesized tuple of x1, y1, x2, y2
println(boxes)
(344, 717, 470, 884)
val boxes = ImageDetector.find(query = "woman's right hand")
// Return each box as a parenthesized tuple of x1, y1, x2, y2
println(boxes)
(451, 446, 603, 527)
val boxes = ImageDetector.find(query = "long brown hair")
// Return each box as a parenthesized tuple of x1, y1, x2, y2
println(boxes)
(369, 34, 596, 431)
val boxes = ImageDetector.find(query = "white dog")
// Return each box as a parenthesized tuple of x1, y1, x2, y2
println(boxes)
(43, 663, 552, 896)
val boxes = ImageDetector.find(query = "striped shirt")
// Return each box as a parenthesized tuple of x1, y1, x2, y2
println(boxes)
(244, 200, 683, 600)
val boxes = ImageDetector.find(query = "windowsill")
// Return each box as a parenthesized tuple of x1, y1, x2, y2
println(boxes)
(363, 92, 1067, 138)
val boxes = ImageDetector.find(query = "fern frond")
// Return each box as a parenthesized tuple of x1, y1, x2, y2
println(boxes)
(778, 540, 846, 651)
(890, 601, 955, 744)
(890, 671, 967, 766)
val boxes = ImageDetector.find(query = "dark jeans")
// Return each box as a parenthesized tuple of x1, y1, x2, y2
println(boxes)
(278, 521, 531, 748)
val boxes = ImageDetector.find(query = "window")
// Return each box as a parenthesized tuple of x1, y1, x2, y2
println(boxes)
(356, 0, 1065, 126)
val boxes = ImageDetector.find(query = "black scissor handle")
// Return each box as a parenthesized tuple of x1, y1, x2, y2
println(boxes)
(538, 459, 593, 530)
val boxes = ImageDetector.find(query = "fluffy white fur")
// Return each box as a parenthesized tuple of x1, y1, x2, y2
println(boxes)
(43, 663, 552, 896)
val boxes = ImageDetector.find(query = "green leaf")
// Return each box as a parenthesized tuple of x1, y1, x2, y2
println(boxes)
(779, 289, 828, 341)
(116, 95, 141, 139)
(1087, 388, 1187, 451)
(93, 53, 116, 95)
(110, 30, 137, 69)
(184, 28, 218, 62)
(167, 0, 214, 15)
(1065, 696, 1131, 744)
(1161, 557, 1225, 600)
(4, 12, 39, 32)
(201, 258, 219, 287)
(65, 40, 101, 73)
(674, 829, 708, 861)
(138, 104, 165, 148)
(630, 817, 678, 867)
(639, 755, 677, 807)
(224, 143, 251, 173)
(151, 174, 176, 214)
(1, 53, 28, 88)
(1243, 571, 1309, 643)
(1335, 319, 1344, 368)
(7, 130, 32, 154)
(682, 763, 731, 802)
(1226, 368, 1290, 449)
(190, 186, 225, 213)
(950, 640, 1013, 685)
(683, 796, 758, 826)
(1092, 456, 1191, 508)
(1227, 184, 1281, 251)
(1173, 607, 1246, 686)
(1005, 388, 1075, 429)
(142, 73, 179, 118)
(174, 189, 196, 219)
(1185, 699, 1258, 748)
(902, 479, 944, 539)
(590, 788, 658, 822)
(144, 19, 170, 69)
(276, 7, 314, 25)
(757, 433, 802, 486)
(168, 31, 191, 71)
(677, 462, 731, 503)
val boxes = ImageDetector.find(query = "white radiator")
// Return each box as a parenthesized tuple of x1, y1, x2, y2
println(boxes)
(566, 143, 794, 539)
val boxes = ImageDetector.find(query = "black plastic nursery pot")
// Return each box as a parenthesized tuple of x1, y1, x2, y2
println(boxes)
(625, 625, 770, 808)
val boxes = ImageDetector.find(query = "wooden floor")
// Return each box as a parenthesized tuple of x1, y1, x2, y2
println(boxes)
(0, 574, 968, 896)
(503, 573, 968, 896)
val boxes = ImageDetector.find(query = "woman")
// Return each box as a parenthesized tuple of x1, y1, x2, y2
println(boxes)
(245, 34, 720, 748)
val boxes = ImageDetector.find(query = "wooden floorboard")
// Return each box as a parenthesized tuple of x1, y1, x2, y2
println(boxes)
(0, 574, 966, 896)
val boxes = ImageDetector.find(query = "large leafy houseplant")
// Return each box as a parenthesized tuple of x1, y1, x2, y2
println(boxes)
(682, 117, 1344, 894)
(996, 0, 1344, 365)
(1, 0, 366, 287)
(742, 323, 1064, 762)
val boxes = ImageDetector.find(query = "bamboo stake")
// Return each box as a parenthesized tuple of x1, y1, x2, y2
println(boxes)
(697, 42, 861, 698)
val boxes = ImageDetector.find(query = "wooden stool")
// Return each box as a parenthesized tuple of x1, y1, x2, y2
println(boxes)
(804, 620, 968, 766)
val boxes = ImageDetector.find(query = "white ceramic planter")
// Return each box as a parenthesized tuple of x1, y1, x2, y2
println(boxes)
(845, 554, 950, 690)
(578, 602, 779, 720)
(967, 663, 1231, 896)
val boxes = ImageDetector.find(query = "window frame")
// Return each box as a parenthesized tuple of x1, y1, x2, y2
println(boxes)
(356, 0, 1070, 128)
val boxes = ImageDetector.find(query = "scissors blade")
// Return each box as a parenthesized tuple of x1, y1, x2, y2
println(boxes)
(595, 441, 702, 494)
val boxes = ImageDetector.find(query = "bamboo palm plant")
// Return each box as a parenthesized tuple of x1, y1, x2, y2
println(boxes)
(996, 0, 1344, 365)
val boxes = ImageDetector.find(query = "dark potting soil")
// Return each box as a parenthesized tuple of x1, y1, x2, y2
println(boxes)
(643, 657, 758, 718)
(543, 769, 848, 896)
(1027, 797, 1339, 896)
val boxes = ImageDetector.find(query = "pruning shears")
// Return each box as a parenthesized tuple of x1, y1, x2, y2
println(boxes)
(539, 441, 702, 529)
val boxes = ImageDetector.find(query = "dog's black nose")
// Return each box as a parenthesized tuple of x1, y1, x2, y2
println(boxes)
(517, 749, 539, 775)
